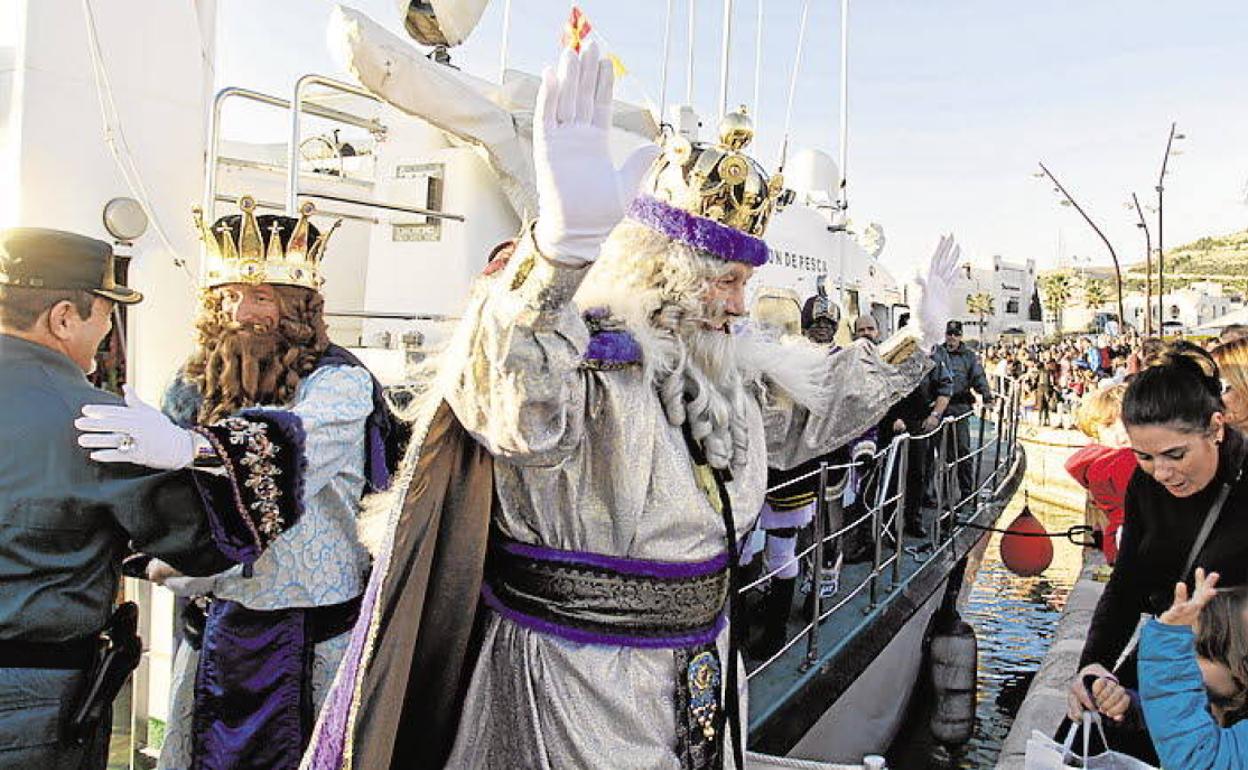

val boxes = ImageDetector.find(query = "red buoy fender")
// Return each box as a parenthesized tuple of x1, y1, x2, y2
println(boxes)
(999, 504, 1054, 577)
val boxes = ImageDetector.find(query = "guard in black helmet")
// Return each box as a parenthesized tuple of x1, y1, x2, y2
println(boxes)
(0, 228, 299, 768)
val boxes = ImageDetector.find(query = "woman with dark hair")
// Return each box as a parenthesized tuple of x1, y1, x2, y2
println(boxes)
(1065, 341, 1248, 762)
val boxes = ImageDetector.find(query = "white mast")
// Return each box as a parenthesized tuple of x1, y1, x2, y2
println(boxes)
(717, 0, 734, 120)
(498, 0, 514, 83)
(837, 0, 850, 213)
(660, 0, 674, 123)
(685, 0, 696, 105)
(751, 0, 763, 122)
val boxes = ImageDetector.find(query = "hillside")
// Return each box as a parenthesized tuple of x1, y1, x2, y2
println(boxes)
(1125, 227, 1248, 278)
(1038, 227, 1248, 294)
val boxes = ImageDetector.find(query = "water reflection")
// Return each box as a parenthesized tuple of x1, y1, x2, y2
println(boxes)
(956, 494, 1086, 768)
(889, 492, 1089, 768)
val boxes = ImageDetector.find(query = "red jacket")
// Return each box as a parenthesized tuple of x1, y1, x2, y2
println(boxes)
(1065, 445, 1137, 564)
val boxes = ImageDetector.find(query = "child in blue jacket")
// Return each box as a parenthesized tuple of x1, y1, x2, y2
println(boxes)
(1139, 569, 1248, 769)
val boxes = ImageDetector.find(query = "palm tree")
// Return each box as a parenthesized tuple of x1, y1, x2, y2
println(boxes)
(1040, 273, 1073, 335)
(1082, 279, 1110, 311)
(966, 292, 995, 338)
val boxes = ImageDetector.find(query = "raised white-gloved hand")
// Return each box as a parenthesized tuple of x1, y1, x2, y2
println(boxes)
(76, 384, 196, 470)
(915, 234, 961, 350)
(532, 40, 659, 264)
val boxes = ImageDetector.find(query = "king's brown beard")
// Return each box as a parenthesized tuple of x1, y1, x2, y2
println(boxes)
(197, 323, 294, 424)
(186, 286, 329, 426)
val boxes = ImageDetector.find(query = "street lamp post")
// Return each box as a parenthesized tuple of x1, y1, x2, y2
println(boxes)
(1156, 122, 1184, 335)
(1130, 193, 1153, 335)
(1036, 162, 1127, 333)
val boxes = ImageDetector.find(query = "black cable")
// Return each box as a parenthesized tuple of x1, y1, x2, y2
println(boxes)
(951, 519, 1099, 547)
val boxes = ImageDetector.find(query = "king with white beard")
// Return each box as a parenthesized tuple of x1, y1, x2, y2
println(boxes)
(303, 37, 960, 770)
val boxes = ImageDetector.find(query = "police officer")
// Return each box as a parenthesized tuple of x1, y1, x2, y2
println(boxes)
(933, 320, 993, 501)
(0, 228, 239, 768)
(877, 342, 954, 539)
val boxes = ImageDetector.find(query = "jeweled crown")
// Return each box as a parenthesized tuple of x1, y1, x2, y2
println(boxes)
(643, 107, 788, 239)
(192, 196, 340, 291)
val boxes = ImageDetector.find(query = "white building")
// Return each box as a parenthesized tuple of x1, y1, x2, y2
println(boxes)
(946, 255, 1044, 341)
(1122, 281, 1243, 334)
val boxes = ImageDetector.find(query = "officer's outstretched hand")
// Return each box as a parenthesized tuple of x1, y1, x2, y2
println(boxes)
(76, 385, 195, 470)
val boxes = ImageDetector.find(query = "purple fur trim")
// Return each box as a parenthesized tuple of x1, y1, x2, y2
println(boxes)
(480, 583, 727, 649)
(498, 539, 729, 579)
(584, 329, 642, 366)
(627, 195, 769, 267)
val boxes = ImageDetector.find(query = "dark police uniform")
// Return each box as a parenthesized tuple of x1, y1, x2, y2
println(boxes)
(933, 320, 993, 501)
(0, 229, 233, 769)
(878, 352, 955, 533)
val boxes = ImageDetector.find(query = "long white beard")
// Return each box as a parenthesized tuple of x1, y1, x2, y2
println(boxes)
(654, 326, 830, 470)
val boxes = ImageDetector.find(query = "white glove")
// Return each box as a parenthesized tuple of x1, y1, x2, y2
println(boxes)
(532, 41, 659, 264)
(915, 234, 961, 350)
(76, 384, 196, 470)
(162, 574, 221, 598)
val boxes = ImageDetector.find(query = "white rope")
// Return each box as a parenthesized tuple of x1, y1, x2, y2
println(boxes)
(81, 0, 193, 280)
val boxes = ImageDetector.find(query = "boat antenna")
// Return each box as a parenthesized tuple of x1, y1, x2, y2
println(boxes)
(777, 0, 812, 172)
(716, 0, 734, 121)
(751, 0, 763, 126)
(837, 0, 850, 214)
(659, 0, 674, 125)
(685, 0, 696, 105)
(498, 0, 514, 83)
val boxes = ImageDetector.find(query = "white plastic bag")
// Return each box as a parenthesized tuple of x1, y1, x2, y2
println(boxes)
(1023, 713, 1159, 769)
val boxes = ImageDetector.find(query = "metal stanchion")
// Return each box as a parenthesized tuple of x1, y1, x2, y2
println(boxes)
(891, 435, 908, 586)
(931, 422, 946, 550)
(973, 400, 988, 498)
(804, 461, 829, 669)
(942, 424, 958, 545)
(867, 457, 883, 612)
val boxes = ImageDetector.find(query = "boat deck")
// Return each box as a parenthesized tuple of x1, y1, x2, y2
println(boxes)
(745, 413, 1026, 755)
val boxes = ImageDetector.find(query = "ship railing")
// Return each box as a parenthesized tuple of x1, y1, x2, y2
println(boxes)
(744, 376, 1023, 680)
(205, 78, 466, 224)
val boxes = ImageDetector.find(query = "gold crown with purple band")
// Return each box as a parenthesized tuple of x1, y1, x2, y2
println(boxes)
(192, 196, 341, 291)
(627, 107, 789, 267)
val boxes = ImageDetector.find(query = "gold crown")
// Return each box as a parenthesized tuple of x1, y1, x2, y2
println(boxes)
(643, 107, 789, 238)
(192, 196, 341, 291)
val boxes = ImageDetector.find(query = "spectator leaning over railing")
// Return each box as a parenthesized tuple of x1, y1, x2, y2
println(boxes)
(1065, 384, 1135, 564)
(1066, 341, 1248, 764)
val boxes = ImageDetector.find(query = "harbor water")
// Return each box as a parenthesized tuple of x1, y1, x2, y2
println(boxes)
(889, 487, 1089, 768)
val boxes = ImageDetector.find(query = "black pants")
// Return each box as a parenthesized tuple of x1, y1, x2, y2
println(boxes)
(879, 426, 931, 529)
(948, 405, 975, 502)
(0, 667, 109, 770)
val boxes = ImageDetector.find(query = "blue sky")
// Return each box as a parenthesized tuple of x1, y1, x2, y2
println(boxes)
(219, 1, 1248, 279)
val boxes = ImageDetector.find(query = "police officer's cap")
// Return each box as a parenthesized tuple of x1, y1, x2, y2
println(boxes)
(0, 228, 143, 304)
(946, 320, 963, 336)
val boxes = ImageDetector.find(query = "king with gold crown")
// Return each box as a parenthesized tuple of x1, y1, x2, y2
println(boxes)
(302, 38, 959, 770)
(78, 196, 402, 770)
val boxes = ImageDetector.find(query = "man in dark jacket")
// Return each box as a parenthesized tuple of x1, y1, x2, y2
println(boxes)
(934, 320, 993, 501)
(879, 345, 954, 538)
(0, 228, 291, 769)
